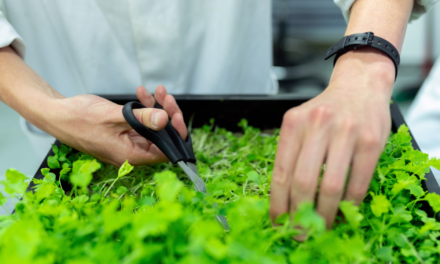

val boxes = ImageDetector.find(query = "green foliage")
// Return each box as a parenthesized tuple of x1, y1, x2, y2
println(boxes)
(1, 122, 440, 263)
(118, 160, 134, 178)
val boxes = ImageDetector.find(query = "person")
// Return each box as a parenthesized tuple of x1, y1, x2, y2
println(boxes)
(269, 0, 437, 230)
(407, 60, 440, 180)
(0, 0, 436, 229)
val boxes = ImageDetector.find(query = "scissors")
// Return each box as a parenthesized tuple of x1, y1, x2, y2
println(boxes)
(122, 101, 230, 231)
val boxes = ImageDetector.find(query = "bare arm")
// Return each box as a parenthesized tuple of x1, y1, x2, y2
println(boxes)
(0, 46, 187, 166)
(270, 0, 413, 230)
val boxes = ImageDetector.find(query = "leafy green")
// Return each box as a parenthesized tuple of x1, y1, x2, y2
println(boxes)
(70, 159, 101, 188)
(118, 160, 134, 178)
(0, 192, 6, 206)
(339, 200, 364, 229)
(1, 122, 440, 263)
(370, 193, 391, 217)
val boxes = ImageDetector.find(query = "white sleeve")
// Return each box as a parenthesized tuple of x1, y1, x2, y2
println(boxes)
(0, 5, 25, 58)
(334, 0, 439, 23)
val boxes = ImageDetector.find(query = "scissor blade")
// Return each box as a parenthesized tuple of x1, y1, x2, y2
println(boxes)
(213, 202, 230, 231)
(177, 161, 230, 231)
(187, 162, 200, 178)
(177, 161, 207, 193)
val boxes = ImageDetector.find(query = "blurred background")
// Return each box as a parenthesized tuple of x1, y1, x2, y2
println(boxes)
(1, 1, 439, 183)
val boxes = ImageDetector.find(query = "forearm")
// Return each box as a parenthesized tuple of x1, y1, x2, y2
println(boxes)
(330, 0, 413, 94)
(0, 46, 64, 131)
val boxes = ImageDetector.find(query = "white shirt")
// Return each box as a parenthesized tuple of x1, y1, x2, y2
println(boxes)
(0, 0, 276, 97)
(407, 60, 440, 158)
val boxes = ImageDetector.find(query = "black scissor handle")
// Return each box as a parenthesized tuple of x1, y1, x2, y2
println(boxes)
(122, 101, 196, 164)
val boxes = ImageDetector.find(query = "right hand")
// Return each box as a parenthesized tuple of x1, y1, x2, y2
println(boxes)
(269, 48, 394, 230)
(42, 85, 187, 166)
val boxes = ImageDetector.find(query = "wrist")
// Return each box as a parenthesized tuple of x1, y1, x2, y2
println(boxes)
(329, 47, 395, 97)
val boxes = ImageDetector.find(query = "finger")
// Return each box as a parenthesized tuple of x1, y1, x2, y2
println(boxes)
(344, 133, 383, 205)
(154, 85, 167, 106)
(270, 110, 303, 224)
(154, 85, 183, 116)
(290, 107, 332, 216)
(171, 113, 188, 140)
(316, 128, 355, 229)
(163, 94, 183, 116)
(154, 85, 187, 139)
(111, 105, 168, 132)
(131, 108, 168, 131)
(136, 86, 156, 108)
(290, 132, 328, 212)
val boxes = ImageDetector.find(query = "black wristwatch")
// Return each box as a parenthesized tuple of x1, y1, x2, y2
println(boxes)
(325, 32, 400, 80)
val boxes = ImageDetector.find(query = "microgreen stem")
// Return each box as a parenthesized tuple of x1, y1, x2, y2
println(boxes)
(103, 177, 119, 198)
(402, 234, 425, 264)
(69, 185, 77, 198)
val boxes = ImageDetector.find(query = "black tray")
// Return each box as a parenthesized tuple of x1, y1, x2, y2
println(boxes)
(29, 94, 440, 221)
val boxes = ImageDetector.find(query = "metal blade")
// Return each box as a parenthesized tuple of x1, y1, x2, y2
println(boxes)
(213, 202, 230, 231)
(177, 161, 207, 193)
(187, 162, 200, 178)
(177, 161, 230, 231)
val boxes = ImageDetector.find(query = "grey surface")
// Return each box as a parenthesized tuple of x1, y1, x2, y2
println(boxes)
(0, 102, 41, 214)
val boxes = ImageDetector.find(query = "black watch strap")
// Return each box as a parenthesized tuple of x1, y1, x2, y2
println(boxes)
(325, 32, 400, 80)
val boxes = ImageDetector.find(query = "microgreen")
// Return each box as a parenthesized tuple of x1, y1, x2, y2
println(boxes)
(1, 122, 440, 263)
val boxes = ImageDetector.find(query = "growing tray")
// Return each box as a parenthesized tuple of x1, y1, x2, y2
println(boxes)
(29, 94, 440, 221)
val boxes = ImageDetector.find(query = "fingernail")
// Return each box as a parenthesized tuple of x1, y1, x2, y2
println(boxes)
(152, 112, 159, 128)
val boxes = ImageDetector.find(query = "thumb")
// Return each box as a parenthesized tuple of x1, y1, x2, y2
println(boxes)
(132, 108, 168, 131)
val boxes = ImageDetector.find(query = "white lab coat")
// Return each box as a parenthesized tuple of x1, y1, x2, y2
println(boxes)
(407, 60, 440, 159)
(0, 0, 276, 97)
(0, 0, 276, 159)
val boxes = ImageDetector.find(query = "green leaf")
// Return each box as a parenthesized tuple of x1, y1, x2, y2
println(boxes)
(428, 157, 440, 170)
(293, 202, 325, 236)
(237, 118, 248, 129)
(47, 155, 60, 169)
(5, 169, 27, 183)
(155, 171, 184, 202)
(116, 186, 128, 196)
(407, 184, 425, 198)
(370, 193, 391, 217)
(2, 169, 28, 195)
(274, 212, 289, 225)
(376, 246, 395, 262)
(52, 144, 59, 154)
(340, 200, 364, 229)
(139, 197, 156, 207)
(36, 183, 55, 201)
(419, 219, 440, 234)
(70, 160, 101, 188)
(425, 193, 440, 213)
(0, 192, 7, 205)
(246, 171, 261, 185)
(389, 204, 412, 225)
(59, 167, 71, 177)
(40, 168, 50, 176)
(118, 160, 134, 178)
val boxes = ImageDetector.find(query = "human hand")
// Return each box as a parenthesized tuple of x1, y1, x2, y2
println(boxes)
(45, 85, 186, 166)
(270, 48, 395, 229)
